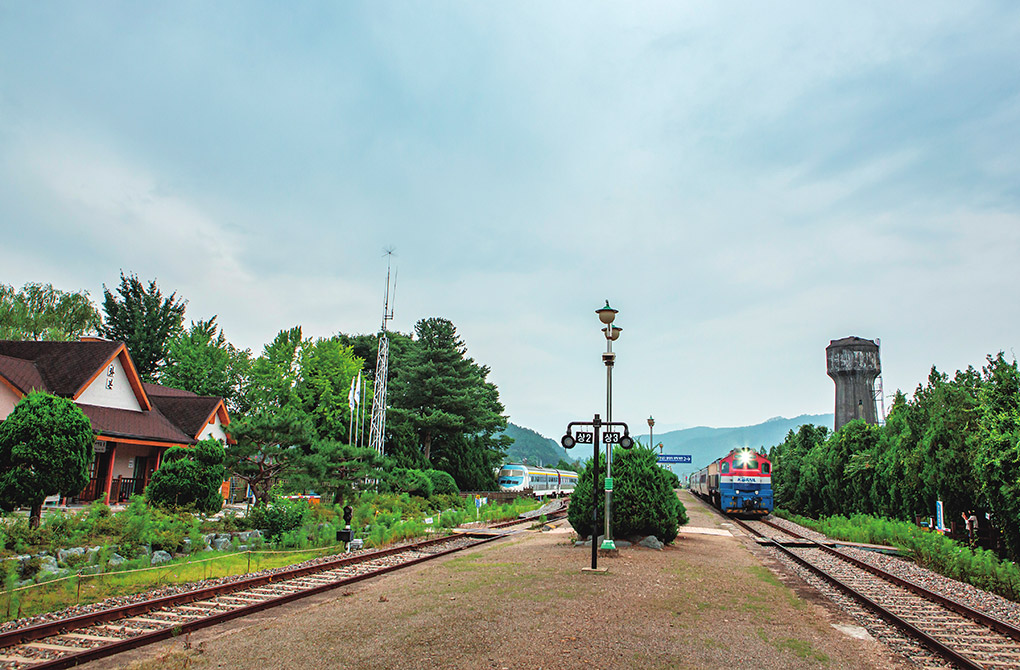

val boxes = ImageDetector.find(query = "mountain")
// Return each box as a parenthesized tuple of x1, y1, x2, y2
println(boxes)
(641, 413, 834, 475)
(499, 414, 833, 472)
(499, 423, 572, 467)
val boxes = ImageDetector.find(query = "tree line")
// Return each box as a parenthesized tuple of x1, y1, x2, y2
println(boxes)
(770, 352, 1020, 561)
(1, 275, 510, 506)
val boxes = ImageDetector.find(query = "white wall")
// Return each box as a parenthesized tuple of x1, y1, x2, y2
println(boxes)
(0, 383, 20, 420)
(77, 355, 142, 411)
(198, 412, 229, 443)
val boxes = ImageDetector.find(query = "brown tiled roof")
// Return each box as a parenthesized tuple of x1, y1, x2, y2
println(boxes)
(77, 403, 197, 445)
(149, 395, 224, 439)
(0, 340, 123, 396)
(0, 353, 47, 394)
(143, 382, 198, 398)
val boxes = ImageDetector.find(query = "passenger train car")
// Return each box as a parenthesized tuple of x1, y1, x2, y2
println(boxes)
(690, 448, 773, 516)
(497, 464, 578, 497)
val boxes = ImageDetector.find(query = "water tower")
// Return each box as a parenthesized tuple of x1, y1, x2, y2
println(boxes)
(826, 336, 881, 431)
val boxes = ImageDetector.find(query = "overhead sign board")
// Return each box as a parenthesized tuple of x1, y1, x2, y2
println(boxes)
(657, 454, 692, 464)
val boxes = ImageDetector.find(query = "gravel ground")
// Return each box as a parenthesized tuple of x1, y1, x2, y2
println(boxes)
(87, 492, 908, 670)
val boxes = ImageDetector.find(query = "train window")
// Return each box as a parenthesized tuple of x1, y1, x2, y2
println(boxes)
(721, 462, 730, 474)
(761, 462, 771, 474)
(747, 460, 758, 470)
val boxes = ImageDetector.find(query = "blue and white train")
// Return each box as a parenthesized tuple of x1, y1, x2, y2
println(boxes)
(497, 464, 579, 497)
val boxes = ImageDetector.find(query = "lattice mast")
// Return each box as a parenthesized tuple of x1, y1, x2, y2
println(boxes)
(368, 254, 396, 455)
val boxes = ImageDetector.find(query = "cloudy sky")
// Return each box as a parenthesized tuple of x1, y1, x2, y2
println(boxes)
(2, 2, 1019, 440)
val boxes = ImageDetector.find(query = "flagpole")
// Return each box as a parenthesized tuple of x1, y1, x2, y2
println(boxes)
(347, 376, 356, 445)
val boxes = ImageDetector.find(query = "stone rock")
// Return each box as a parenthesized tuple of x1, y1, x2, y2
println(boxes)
(614, 540, 633, 548)
(80, 565, 102, 575)
(151, 550, 172, 565)
(108, 553, 127, 567)
(86, 546, 102, 564)
(181, 538, 193, 553)
(203, 533, 217, 546)
(36, 556, 59, 574)
(57, 547, 86, 563)
(212, 537, 232, 552)
(639, 536, 664, 550)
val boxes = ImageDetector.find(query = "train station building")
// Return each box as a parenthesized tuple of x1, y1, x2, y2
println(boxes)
(0, 339, 230, 505)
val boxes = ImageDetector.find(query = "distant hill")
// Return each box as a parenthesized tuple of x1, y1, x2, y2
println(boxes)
(642, 414, 833, 475)
(499, 414, 833, 472)
(499, 423, 573, 467)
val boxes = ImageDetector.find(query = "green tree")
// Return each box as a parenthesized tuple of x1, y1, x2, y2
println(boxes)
(297, 440, 385, 505)
(975, 353, 1020, 558)
(0, 392, 94, 528)
(0, 282, 102, 341)
(388, 317, 508, 471)
(225, 408, 313, 506)
(146, 439, 227, 513)
(161, 318, 250, 410)
(101, 272, 187, 381)
(295, 337, 364, 443)
(226, 328, 314, 504)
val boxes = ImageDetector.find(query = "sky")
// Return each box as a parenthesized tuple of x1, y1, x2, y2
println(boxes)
(2, 2, 1019, 441)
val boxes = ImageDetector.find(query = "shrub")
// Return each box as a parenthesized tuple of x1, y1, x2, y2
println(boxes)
(423, 469, 459, 496)
(568, 448, 686, 543)
(247, 498, 310, 540)
(390, 469, 434, 498)
(146, 440, 226, 514)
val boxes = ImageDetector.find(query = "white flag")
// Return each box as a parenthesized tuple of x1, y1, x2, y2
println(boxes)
(348, 376, 356, 410)
(354, 371, 362, 406)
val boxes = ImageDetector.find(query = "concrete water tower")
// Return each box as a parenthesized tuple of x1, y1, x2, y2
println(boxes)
(826, 336, 881, 431)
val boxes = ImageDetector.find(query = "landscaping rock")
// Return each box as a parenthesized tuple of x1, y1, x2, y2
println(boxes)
(614, 540, 633, 548)
(57, 547, 86, 563)
(151, 550, 172, 565)
(80, 565, 102, 575)
(212, 537, 232, 552)
(36, 556, 59, 574)
(86, 546, 102, 563)
(108, 553, 127, 567)
(203, 533, 217, 546)
(639, 536, 663, 550)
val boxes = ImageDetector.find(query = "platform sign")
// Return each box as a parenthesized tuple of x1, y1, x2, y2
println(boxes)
(603, 431, 621, 444)
(657, 454, 692, 464)
(605, 477, 613, 491)
(574, 431, 594, 444)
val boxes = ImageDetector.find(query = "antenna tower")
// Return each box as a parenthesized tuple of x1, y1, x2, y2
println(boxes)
(368, 251, 396, 454)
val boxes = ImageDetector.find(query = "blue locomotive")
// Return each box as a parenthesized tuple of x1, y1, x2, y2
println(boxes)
(690, 448, 773, 516)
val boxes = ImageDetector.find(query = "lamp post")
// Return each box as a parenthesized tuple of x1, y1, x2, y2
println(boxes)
(596, 301, 621, 551)
(647, 415, 654, 455)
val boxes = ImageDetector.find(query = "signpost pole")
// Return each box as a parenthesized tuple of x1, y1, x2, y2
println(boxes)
(592, 414, 600, 570)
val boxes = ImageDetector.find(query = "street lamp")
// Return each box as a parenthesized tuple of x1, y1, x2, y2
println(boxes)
(647, 415, 654, 454)
(596, 301, 621, 551)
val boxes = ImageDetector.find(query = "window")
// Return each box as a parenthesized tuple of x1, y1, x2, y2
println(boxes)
(721, 462, 730, 474)
(761, 462, 771, 474)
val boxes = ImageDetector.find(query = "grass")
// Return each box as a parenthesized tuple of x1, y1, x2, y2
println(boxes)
(1, 545, 346, 622)
(776, 508, 1020, 603)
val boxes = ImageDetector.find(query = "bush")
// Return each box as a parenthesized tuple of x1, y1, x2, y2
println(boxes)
(423, 469, 459, 496)
(568, 448, 686, 543)
(390, 469, 434, 498)
(146, 440, 226, 514)
(247, 498, 310, 541)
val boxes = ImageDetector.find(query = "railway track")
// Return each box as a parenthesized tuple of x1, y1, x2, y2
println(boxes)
(729, 516, 1020, 669)
(0, 531, 507, 669)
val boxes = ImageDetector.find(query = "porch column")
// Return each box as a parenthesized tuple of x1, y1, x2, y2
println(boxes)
(102, 443, 117, 504)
